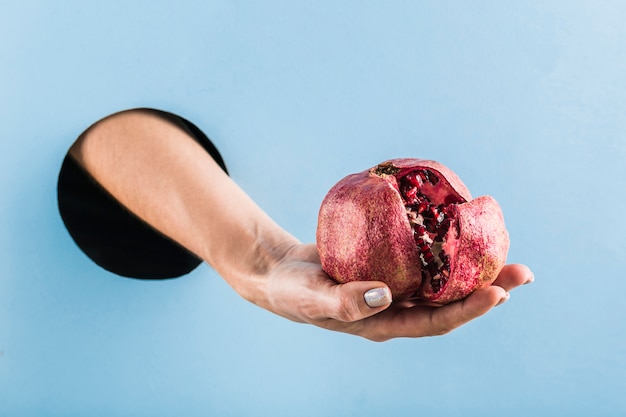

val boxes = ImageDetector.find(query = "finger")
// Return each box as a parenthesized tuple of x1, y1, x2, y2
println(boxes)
(357, 285, 508, 341)
(493, 264, 534, 291)
(427, 285, 508, 334)
(325, 281, 393, 322)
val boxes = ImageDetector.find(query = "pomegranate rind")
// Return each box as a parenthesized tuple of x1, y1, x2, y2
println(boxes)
(417, 195, 510, 304)
(388, 158, 472, 202)
(316, 159, 509, 303)
(316, 171, 423, 299)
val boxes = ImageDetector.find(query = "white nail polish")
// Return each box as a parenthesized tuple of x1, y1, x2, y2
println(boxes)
(496, 292, 510, 306)
(364, 287, 391, 308)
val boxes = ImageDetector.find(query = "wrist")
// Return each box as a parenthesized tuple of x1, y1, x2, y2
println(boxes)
(240, 236, 299, 306)
(203, 219, 300, 306)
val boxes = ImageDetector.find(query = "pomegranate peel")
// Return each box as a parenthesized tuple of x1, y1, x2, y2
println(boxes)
(316, 158, 509, 304)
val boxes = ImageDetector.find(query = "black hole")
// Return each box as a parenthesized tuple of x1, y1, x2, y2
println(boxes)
(56, 108, 228, 279)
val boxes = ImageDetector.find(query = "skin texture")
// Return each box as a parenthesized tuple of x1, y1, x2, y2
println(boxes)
(69, 109, 533, 342)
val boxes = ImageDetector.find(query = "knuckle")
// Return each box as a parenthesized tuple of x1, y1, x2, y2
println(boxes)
(432, 322, 455, 336)
(429, 311, 455, 336)
(433, 327, 451, 337)
(367, 333, 391, 343)
(334, 291, 361, 322)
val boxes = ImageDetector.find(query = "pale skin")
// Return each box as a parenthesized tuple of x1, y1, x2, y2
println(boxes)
(70, 109, 533, 342)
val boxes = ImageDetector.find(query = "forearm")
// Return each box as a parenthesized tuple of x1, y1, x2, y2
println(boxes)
(66, 108, 532, 341)
(69, 109, 298, 303)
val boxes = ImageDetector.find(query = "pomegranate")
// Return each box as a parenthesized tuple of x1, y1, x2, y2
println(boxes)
(316, 158, 509, 304)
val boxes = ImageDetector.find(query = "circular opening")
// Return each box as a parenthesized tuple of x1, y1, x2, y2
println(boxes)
(57, 108, 228, 279)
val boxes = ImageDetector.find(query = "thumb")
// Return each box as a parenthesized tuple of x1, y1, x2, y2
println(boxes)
(326, 281, 393, 322)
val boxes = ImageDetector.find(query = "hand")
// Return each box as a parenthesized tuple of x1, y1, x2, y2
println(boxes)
(262, 243, 533, 342)
(70, 109, 533, 342)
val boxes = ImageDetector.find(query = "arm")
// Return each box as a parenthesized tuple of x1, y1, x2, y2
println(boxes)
(70, 109, 533, 341)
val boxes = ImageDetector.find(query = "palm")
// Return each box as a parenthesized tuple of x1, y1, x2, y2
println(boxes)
(267, 243, 531, 341)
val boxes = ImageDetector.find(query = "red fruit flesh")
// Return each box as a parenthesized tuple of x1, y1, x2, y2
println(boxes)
(316, 159, 509, 304)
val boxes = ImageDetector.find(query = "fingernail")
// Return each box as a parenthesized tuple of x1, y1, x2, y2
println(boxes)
(525, 272, 535, 285)
(364, 287, 392, 308)
(496, 292, 510, 306)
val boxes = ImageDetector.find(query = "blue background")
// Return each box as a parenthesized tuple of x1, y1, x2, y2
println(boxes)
(2, 1, 625, 416)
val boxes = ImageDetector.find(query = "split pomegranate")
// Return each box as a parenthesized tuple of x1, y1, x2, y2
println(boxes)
(316, 158, 509, 304)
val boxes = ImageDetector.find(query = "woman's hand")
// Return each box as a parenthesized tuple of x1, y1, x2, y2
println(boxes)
(261, 243, 533, 342)
(70, 108, 533, 342)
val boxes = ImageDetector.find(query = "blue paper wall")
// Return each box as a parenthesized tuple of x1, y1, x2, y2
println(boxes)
(1, 1, 625, 416)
